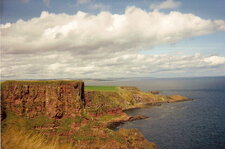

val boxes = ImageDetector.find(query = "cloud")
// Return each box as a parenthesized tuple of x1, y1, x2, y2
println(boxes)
(89, 3, 109, 11)
(1, 6, 225, 56)
(76, 0, 92, 4)
(76, 0, 109, 11)
(150, 0, 181, 10)
(204, 56, 225, 65)
(1, 6, 225, 79)
(1, 52, 225, 79)
(43, 0, 50, 7)
(19, 0, 50, 6)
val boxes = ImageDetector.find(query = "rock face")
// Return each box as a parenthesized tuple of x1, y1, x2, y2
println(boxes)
(1, 80, 85, 119)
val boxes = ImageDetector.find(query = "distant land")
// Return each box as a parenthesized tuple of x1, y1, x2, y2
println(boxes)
(1, 76, 225, 82)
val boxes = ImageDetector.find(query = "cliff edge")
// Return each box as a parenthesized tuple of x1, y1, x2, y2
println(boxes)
(1, 80, 85, 119)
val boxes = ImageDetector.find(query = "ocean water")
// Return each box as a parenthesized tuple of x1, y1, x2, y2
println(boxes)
(85, 77, 225, 149)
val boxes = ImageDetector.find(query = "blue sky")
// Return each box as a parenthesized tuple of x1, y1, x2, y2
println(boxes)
(2, 0, 225, 22)
(1, 0, 225, 79)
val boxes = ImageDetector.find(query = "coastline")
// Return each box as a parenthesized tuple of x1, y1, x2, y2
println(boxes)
(1, 80, 192, 149)
(106, 97, 193, 130)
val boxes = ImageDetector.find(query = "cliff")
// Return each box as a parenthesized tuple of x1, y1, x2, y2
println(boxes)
(1, 81, 191, 149)
(1, 80, 85, 119)
(84, 86, 190, 114)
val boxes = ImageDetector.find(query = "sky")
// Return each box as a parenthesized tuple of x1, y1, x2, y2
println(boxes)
(1, 0, 225, 80)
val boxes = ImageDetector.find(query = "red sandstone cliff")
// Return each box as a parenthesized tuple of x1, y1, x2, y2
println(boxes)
(1, 80, 84, 119)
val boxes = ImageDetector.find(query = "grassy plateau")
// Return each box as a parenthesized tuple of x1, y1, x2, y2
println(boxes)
(85, 86, 118, 92)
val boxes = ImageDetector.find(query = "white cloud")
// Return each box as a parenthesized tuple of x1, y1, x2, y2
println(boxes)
(150, 0, 181, 10)
(1, 6, 225, 79)
(204, 56, 225, 65)
(1, 52, 225, 79)
(1, 6, 225, 55)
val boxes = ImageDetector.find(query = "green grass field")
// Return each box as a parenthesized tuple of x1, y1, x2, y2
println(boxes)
(85, 86, 118, 91)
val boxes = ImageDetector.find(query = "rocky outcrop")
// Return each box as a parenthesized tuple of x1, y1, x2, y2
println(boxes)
(84, 91, 123, 117)
(1, 80, 85, 119)
(106, 113, 149, 129)
(148, 91, 159, 94)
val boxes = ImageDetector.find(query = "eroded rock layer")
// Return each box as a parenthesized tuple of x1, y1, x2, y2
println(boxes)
(1, 80, 84, 119)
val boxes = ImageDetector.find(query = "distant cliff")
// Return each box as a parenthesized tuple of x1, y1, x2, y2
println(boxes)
(1, 80, 85, 119)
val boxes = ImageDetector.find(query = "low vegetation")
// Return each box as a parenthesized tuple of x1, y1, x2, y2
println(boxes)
(1, 80, 82, 85)
(2, 127, 74, 149)
(1, 82, 189, 149)
(85, 86, 118, 91)
(2, 112, 156, 149)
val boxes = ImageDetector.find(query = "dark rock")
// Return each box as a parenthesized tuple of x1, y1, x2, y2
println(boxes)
(128, 115, 149, 121)
(1, 110, 7, 121)
(148, 91, 160, 94)
(107, 115, 149, 129)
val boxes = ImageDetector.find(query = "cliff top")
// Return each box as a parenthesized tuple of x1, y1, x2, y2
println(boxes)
(1, 80, 83, 88)
(1, 80, 82, 84)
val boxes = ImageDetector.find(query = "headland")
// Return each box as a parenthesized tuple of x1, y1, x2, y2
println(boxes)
(1, 80, 191, 149)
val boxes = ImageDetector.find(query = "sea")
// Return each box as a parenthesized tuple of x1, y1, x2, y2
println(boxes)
(85, 77, 225, 149)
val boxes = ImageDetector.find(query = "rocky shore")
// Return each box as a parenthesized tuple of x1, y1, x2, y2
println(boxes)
(1, 80, 192, 149)
(106, 113, 149, 129)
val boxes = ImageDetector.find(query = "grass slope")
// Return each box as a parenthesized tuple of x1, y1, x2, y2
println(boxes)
(2, 112, 156, 149)
(85, 86, 118, 91)
(1, 84, 188, 149)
